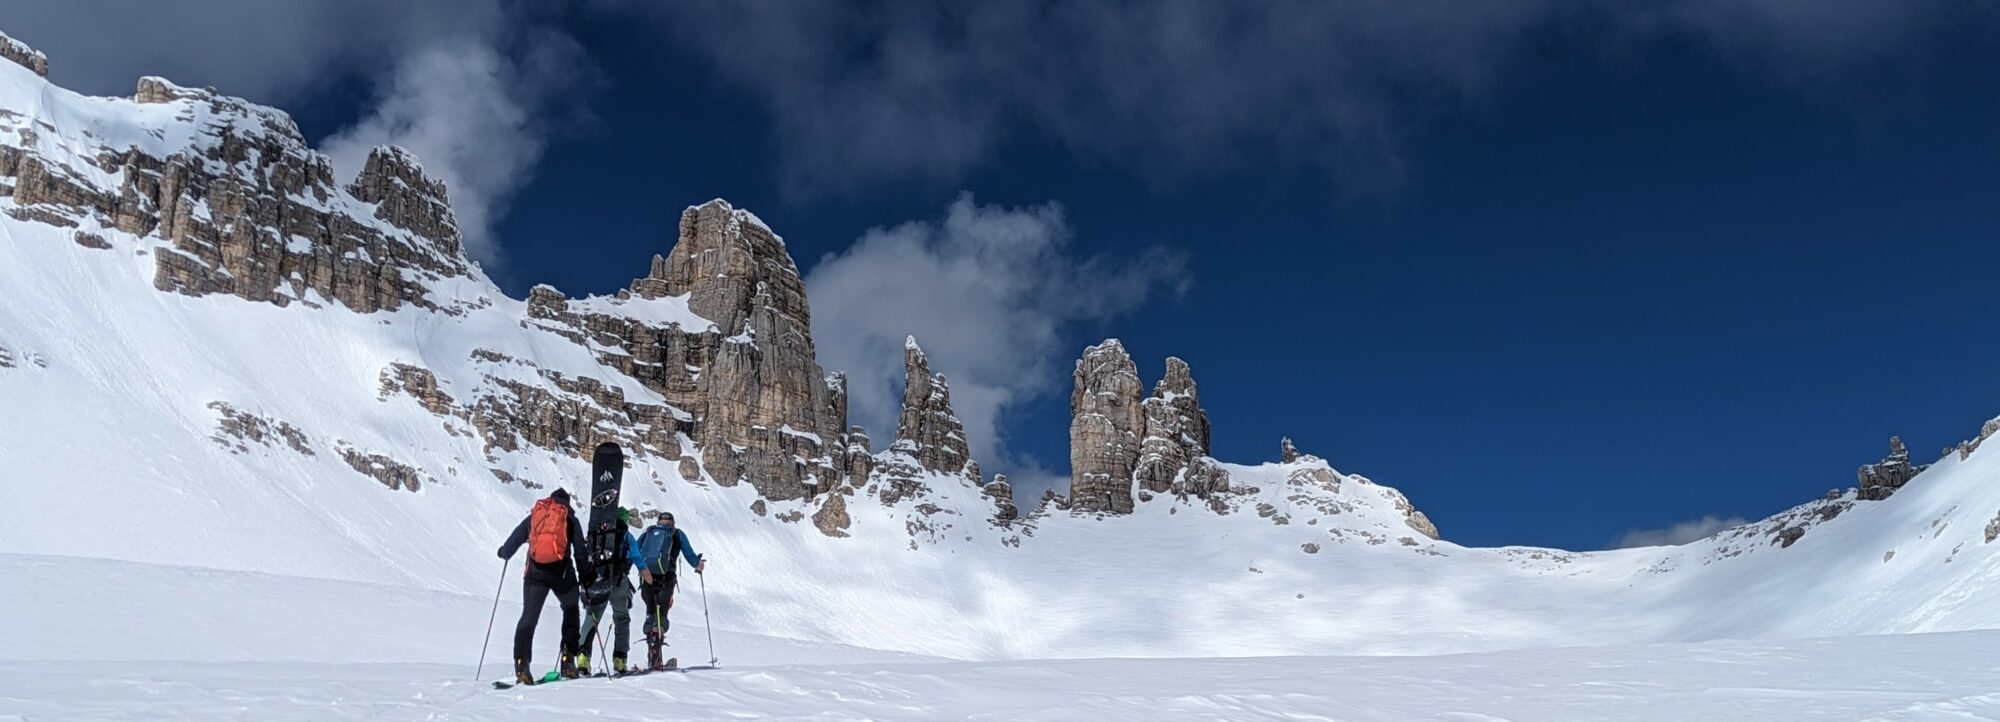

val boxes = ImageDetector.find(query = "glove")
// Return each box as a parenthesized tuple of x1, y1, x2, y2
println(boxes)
(695, 557, 706, 575)
(578, 568, 598, 590)
(583, 588, 605, 606)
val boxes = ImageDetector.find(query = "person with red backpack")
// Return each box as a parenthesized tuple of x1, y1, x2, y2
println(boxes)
(496, 488, 592, 685)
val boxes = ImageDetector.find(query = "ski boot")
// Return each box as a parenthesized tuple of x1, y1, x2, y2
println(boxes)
(647, 643, 667, 672)
(575, 653, 591, 676)
(558, 655, 580, 680)
(513, 659, 536, 686)
(612, 656, 628, 675)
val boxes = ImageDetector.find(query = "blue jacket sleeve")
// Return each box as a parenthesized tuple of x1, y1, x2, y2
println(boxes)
(626, 531, 640, 564)
(677, 529, 701, 568)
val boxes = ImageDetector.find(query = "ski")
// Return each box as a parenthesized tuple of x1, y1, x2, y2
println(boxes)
(609, 658, 677, 679)
(490, 670, 612, 690)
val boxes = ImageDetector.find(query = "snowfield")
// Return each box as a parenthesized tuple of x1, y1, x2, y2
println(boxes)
(7, 33, 2000, 720)
(9, 553, 2000, 721)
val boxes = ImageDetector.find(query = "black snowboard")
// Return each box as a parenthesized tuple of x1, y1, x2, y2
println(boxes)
(584, 442, 626, 584)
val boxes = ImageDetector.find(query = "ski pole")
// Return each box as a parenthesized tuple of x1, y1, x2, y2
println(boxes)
(476, 557, 510, 681)
(699, 566, 717, 667)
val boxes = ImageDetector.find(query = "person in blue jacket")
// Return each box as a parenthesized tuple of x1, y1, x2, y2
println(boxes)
(577, 507, 641, 674)
(634, 510, 705, 671)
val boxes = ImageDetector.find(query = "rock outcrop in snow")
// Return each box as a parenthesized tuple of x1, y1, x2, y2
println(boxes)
(1067, 341, 1241, 513)
(1135, 356, 1230, 500)
(0, 31, 45, 78)
(894, 337, 971, 476)
(1858, 436, 1927, 501)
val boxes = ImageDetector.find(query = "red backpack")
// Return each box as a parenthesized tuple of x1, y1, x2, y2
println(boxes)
(529, 498, 568, 564)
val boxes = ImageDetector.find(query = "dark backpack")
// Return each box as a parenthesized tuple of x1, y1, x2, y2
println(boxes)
(635, 525, 679, 576)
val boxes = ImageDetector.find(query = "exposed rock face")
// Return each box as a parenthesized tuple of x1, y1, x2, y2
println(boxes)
(208, 401, 313, 456)
(845, 426, 875, 483)
(1960, 418, 2000, 460)
(1280, 437, 1301, 463)
(0, 32, 47, 78)
(894, 337, 971, 475)
(338, 443, 428, 492)
(346, 146, 460, 255)
(1070, 343, 1236, 513)
(373, 350, 692, 474)
(1134, 356, 1227, 497)
(813, 494, 852, 537)
(1069, 340, 1144, 513)
(523, 200, 849, 500)
(1, 74, 470, 314)
(1858, 436, 1927, 501)
(983, 473, 1019, 522)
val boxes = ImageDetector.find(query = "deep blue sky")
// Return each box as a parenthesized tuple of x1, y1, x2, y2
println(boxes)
(254, 5, 2000, 550)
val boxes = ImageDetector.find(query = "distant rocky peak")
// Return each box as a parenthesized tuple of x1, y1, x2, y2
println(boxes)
(894, 336, 973, 477)
(1, 31, 48, 77)
(1069, 339, 1146, 513)
(637, 199, 812, 341)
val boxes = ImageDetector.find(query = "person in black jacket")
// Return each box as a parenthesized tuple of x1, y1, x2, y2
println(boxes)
(497, 487, 591, 684)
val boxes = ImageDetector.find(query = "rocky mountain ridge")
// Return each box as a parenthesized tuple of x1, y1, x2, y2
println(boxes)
(0, 29, 1961, 560)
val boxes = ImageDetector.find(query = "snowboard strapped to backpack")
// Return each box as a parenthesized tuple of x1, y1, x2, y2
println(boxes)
(583, 442, 627, 584)
(529, 497, 570, 564)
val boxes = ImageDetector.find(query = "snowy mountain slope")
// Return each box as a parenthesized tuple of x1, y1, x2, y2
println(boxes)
(7, 29, 2000, 670)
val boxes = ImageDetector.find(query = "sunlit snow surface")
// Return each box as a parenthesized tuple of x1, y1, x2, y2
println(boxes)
(8, 554, 2000, 721)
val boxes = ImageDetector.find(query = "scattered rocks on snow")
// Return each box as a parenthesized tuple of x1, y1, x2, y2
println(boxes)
(208, 401, 313, 456)
(1959, 418, 2000, 460)
(338, 443, 426, 492)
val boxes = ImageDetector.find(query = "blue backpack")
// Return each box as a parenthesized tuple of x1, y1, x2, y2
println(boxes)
(635, 525, 677, 575)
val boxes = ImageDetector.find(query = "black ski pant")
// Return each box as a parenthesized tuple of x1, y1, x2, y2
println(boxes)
(640, 577, 676, 646)
(513, 570, 580, 668)
(580, 577, 633, 659)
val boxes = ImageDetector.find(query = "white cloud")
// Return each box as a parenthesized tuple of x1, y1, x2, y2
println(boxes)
(806, 194, 1188, 494)
(1613, 515, 1750, 549)
(320, 32, 592, 268)
(621, 0, 1973, 194)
